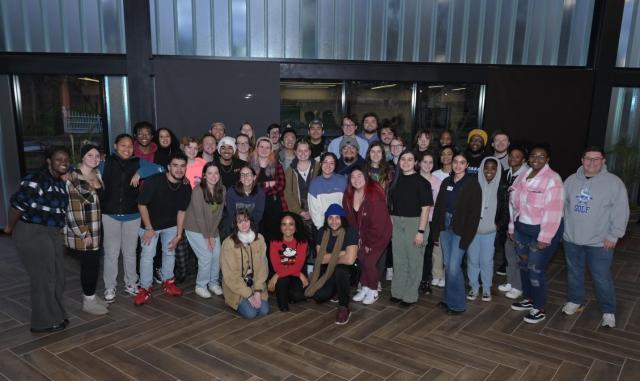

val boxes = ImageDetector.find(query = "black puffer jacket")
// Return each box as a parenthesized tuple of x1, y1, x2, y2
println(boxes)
(101, 155, 141, 215)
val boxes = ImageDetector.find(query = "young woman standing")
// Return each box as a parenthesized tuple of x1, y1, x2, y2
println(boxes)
(154, 127, 180, 167)
(251, 137, 287, 241)
(413, 128, 432, 162)
(432, 145, 454, 182)
(364, 141, 395, 195)
(240, 122, 256, 148)
(235, 133, 252, 162)
(181, 136, 207, 189)
(224, 166, 265, 233)
(418, 152, 443, 293)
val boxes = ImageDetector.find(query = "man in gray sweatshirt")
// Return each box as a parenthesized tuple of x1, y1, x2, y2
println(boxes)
(561, 146, 629, 328)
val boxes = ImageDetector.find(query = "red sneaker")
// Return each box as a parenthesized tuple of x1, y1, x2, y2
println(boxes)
(162, 278, 182, 296)
(134, 287, 152, 306)
(335, 306, 351, 325)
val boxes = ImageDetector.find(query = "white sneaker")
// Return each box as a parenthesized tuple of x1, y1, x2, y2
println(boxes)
(601, 313, 616, 328)
(562, 302, 583, 316)
(104, 288, 116, 303)
(498, 283, 512, 292)
(363, 289, 379, 305)
(467, 289, 478, 301)
(124, 284, 139, 296)
(431, 278, 440, 286)
(481, 291, 492, 302)
(208, 284, 223, 296)
(437, 279, 445, 288)
(505, 288, 522, 300)
(195, 286, 212, 299)
(352, 287, 369, 302)
(82, 295, 109, 315)
(386, 268, 393, 281)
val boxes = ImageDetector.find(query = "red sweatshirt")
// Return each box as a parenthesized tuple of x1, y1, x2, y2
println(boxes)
(269, 240, 307, 278)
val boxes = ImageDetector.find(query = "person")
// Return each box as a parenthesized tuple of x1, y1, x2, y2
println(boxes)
(432, 152, 482, 314)
(64, 144, 108, 315)
(184, 162, 226, 298)
(200, 133, 217, 163)
(336, 137, 365, 175)
(278, 128, 297, 170)
(509, 144, 564, 324)
(220, 208, 269, 319)
(240, 122, 256, 148)
(379, 123, 396, 161)
(439, 129, 454, 149)
(284, 139, 319, 233)
(389, 136, 405, 166)
(267, 123, 281, 152)
(413, 128, 432, 162)
(328, 115, 369, 158)
(561, 146, 629, 328)
(210, 121, 226, 142)
(133, 121, 157, 162)
(465, 129, 489, 175)
(100, 134, 164, 303)
(308, 152, 348, 230)
(358, 112, 380, 145)
(251, 137, 287, 241)
(305, 204, 358, 324)
(308, 119, 327, 161)
(497, 146, 529, 299)
(417, 152, 443, 293)
(432, 145, 454, 182)
(215, 136, 247, 188)
(235, 133, 252, 162)
(268, 213, 309, 311)
(181, 136, 207, 188)
(5, 146, 70, 332)
(343, 168, 392, 304)
(466, 157, 508, 302)
(364, 141, 395, 194)
(388, 150, 433, 306)
(134, 152, 192, 305)
(154, 127, 180, 167)
(225, 166, 266, 233)
(490, 130, 510, 169)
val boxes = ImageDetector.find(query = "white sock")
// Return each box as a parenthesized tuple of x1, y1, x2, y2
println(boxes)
(84, 294, 96, 300)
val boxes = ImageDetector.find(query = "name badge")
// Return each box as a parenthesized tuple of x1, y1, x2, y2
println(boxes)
(446, 186, 454, 191)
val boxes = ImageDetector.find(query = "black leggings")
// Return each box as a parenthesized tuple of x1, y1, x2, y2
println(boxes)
(312, 264, 353, 307)
(275, 276, 306, 310)
(67, 248, 100, 296)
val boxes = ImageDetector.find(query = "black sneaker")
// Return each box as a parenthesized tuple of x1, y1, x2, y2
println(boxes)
(419, 282, 432, 295)
(523, 309, 546, 324)
(496, 264, 507, 276)
(153, 267, 162, 285)
(511, 299, 534, 311)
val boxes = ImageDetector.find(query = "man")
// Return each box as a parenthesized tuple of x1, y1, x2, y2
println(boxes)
(214, 136, 247, 188)
(358, 112, 380, 145)
(491, 130, 510, 169)
(465, 129, 489, 175)
(133, 121, 157, 162)
(308, 119, 327, 161)
(561, 146, 629, 328)
(135, 152, 192, 305)
(209, 122, 226, 142)
(328, 115, 369, 158)
(336, 137, 365, 175)
(267, 123, 281, 151)
(379, 123, 396, 161)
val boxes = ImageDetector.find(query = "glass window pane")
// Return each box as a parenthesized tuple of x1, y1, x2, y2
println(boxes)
(617, 0, 640, 67)
(280, 81, 344, 138)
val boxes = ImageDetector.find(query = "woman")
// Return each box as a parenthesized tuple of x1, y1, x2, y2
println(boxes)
(235, 133, 252, 162)
(364, 141, 395, 194)
(251, 137, 287, 241)
(343, 168, 391, 305)
(181, 136, 207, 188)
(284, 139, 319, 231)
(220, 209, 269, 319)
(439, 129, 455, 149)
(154, 127, 180, 167)
(184, 162, 226, 298)
(466, 157, 508, 302)
(268, 213, 309, 311)
(413, 128, 432, 162)
(278, 128, 297, 170)
(225, 166, 265, 233)
(432, 145, 454, 182)
(305, 204, 358, 325)
(432, 153, 482, 315)
(308, 152, 347, 230)
(64, 144, 108, 315)
(200, 134, 217, 163)
(509, 144, 564, 324)
(5, 146, 70, 332)
(388, 151, 433, 306)
(101, 134, 164, 303)
(417, 152, 443, 293)
(240, 122, 256, 148)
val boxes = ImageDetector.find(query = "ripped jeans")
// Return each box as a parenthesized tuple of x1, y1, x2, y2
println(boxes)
(514, 220, 563, 310)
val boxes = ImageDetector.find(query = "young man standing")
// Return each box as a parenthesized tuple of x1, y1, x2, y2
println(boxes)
(336, 137, 365, 175)
(561, 147, 629, 328)
(267, 124, 282, 151)
(328, 115, 369, 159)
(308, 119, 327, 161)
(209, 122, 226, 142)
(379, 124, 396, 161)
(135, 152, 192, 305)
(358, 112, 380, 145)
(465, 129, 489, 175)
(133, 121, 158, 162)
(215, 136, 247, 188)
(490, 130, 510, 170)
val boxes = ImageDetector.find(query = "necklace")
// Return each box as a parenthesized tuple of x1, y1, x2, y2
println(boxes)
(220, 162, 233, 174)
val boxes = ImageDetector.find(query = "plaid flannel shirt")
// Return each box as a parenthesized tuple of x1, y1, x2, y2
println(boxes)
(261, 162, 288, 212)
(64, 171, 102, 251)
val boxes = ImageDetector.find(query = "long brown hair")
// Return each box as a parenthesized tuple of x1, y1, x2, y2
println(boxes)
(364, 141, 393, 187)
(200, 162, 224, 204)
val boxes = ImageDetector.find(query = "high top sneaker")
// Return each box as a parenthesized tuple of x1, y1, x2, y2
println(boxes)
(162, 278, 183, 296)
(133, 287, 152, 306)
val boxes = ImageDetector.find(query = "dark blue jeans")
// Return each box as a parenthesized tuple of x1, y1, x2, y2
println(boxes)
(514, 220, 563, 310)
(440, 213, 466, 312)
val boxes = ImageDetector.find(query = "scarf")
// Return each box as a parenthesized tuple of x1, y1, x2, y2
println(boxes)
(304, 228, 345, 297)
(238, 230, 256, 245)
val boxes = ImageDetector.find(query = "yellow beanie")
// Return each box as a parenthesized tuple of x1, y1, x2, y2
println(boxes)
(467, 129, 488, 146)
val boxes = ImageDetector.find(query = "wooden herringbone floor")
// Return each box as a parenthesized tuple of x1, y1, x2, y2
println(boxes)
(1, 220, 639, 381)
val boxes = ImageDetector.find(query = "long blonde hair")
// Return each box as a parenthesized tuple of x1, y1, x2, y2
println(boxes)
(250, 137, 277, 177)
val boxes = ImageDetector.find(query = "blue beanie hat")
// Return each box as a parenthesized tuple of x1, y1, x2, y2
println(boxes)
(325, 203, 346, 218)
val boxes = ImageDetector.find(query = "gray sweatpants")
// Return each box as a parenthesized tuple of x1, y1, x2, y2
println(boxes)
(102, 215, 140, 290)
(505, 238, 522, 290)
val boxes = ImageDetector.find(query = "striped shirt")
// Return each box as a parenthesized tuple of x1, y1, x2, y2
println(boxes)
(10, 169, 68, 228)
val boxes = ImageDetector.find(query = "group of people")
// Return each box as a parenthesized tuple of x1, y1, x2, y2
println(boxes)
(4, 114, 630, 332)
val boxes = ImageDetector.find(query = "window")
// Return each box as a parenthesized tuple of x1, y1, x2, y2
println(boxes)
(280, 81, 343, 138)
(617, 0, 640, 68)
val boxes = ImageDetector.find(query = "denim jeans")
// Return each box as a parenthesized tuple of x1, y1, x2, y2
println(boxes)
(514, 220, 563, 310)
(564, 241, 616, 313)
(440, 213, 467, 312)
(467, 232, 496, 293)
(185, 230, 221, 288)
(237, 297, 270, 319)
(139, 226, 177, 289)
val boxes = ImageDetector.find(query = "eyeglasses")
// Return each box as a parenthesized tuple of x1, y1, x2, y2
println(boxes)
(342, 123, 356, 128)
(240, 173, 253, 177)
(391, 144, 404, 148)
(237, 142, 249, 146)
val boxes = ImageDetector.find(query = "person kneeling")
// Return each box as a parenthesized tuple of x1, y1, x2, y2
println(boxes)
(305, 204, 358, 325)
(221, 208, 269, 319)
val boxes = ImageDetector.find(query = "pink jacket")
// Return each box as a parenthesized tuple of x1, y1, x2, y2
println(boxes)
(508, 164, 564, 243)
